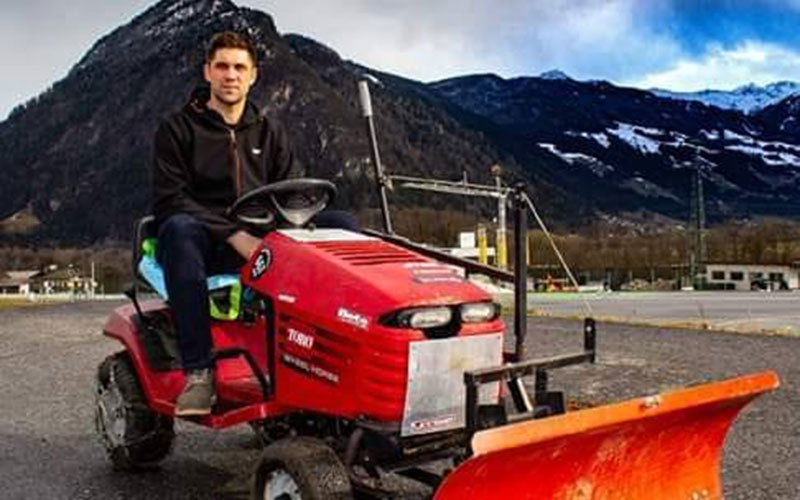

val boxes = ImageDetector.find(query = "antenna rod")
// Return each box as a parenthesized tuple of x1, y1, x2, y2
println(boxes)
(358, 80, 393, 234)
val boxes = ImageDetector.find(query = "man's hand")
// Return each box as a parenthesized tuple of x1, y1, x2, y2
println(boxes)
(227, 230, 262, 260)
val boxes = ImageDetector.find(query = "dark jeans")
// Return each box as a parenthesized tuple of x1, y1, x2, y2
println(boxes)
(156, 210, 359, 371)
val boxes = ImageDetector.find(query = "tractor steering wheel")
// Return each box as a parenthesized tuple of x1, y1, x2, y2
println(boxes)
(227, 178, 337, 231)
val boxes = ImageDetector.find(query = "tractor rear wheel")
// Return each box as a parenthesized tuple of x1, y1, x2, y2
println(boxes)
(252, 437, 353, 500)
(95, 352, 175, 470)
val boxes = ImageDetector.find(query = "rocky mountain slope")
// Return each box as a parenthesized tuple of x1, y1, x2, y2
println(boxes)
(431, 74, 800, 220)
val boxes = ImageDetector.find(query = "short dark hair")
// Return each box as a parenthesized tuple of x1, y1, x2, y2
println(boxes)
(206, 31, 258, 66)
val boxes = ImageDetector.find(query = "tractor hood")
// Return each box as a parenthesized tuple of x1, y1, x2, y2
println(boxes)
(242, 229, 493, 329)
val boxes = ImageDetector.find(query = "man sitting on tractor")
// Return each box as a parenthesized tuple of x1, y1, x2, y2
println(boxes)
(153, 31, 290, 416)
(153, 31, 307, 416)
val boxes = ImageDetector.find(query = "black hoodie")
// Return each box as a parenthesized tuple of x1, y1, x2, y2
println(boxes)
(153, 87, 302, 240)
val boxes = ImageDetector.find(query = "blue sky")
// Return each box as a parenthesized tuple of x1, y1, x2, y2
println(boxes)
(2, 0, 800, 120)
(666, 0, 800, 55)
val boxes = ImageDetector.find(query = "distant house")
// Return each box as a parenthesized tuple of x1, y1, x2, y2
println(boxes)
(704, 263, 800, 291)
(0, 270, 41, 294)
(29, 266, 96, 295)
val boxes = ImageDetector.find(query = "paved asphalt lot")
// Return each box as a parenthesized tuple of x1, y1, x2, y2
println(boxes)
(0, 299, 798, 499)
(527, 290, 800, 335)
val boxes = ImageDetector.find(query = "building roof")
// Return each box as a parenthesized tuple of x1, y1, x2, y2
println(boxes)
(6, 270, 41, 281)
(31, 267, 88, 282)
(0, 270, 41, 287)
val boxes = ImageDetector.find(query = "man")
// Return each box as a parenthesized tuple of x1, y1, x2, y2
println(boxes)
(153, 31, 300, 416)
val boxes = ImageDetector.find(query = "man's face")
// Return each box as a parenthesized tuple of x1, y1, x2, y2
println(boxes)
(204, 48, 257, 106)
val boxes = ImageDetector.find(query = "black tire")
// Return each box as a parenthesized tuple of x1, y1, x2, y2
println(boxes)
(252, 437, 353, 500)
(95, 352, 175, 470)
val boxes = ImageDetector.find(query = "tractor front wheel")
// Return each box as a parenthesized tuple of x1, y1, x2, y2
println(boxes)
(94, 352, 174, 470)
(252, 437, 352, 500)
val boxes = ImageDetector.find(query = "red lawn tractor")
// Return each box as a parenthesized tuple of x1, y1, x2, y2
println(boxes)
(95, 177, 778, 499)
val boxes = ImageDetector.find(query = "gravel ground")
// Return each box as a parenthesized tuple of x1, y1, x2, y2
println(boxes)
(0, 300, 797, 499)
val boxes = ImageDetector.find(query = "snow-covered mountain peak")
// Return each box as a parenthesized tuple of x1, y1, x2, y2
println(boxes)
(538, 69, 571, 80)
(651, 81, 800, 113)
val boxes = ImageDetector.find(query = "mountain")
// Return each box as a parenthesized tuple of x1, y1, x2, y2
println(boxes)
(431, 74, 800, 219)
(1, 0, 800, 245)
(651, 81, 800, 114)
(757, 94, 800, 137)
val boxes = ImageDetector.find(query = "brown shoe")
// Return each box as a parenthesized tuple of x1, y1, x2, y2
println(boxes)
(175, 368, 216, 416)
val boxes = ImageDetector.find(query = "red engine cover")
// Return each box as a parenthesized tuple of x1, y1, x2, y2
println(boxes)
(242, 229, 504, 422)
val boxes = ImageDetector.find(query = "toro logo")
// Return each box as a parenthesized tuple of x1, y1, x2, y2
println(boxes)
(250, 248, 271, 280)
(337, 308, 369, 330)
(287, 327, 314, 349)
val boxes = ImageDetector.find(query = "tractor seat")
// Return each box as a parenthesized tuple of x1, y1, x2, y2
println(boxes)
(133, 216, 242, 320)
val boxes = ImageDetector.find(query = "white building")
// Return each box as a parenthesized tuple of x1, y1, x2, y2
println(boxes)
(704, 263, 799, 291)
(0, 270, 41, 294)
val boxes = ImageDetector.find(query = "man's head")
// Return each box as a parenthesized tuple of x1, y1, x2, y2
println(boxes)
(204, 31, 259, 107)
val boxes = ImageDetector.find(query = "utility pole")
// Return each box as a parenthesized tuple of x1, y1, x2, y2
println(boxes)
(689, 160, 707, 289)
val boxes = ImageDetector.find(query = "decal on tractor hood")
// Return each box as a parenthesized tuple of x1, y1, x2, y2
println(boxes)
(250, 248, 271, 280)
(337, 307, 369, 330)
(413, 274, 465, 284)
(287, 327, 315, 350)
(282, 353, 340, 385)
(278, 293, 296, 304)
(405, 263, 465, 284)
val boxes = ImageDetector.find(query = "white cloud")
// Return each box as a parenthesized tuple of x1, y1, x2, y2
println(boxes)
(505, 0, 681, 81)
(252, 0, 524, 80)
(0, 0, 152, 120)
(629, 41, 800, 91)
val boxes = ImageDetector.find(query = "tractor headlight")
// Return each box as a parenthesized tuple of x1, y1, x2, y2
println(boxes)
(394, 307, 453, 329)
(460, 302, 501, 323)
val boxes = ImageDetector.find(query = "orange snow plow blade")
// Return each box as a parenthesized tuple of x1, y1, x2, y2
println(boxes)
(435, 371, 779, 500)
